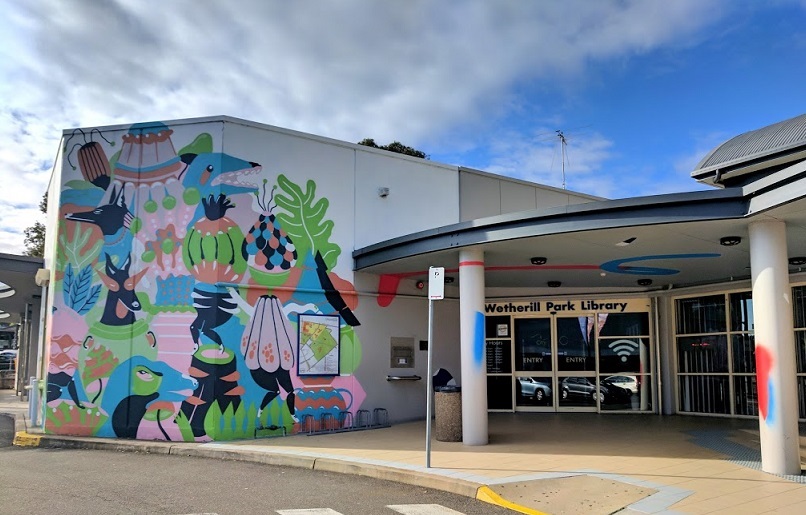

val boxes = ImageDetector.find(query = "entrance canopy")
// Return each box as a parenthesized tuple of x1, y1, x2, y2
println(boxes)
(0, 253, 44, 325)
(354, 140, 806, 294)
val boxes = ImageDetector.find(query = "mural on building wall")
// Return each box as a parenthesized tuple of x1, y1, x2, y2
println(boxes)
(48, 122, 364, 441)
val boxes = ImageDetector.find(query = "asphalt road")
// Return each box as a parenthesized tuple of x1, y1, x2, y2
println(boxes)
(0, 415, 512, 515)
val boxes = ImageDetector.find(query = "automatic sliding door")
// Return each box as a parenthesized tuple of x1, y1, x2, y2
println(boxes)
(557, 315, 598, 410)
(514, 317, 554, 409)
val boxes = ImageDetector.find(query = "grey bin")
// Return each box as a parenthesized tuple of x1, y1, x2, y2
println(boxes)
(434, 385, 462, 442)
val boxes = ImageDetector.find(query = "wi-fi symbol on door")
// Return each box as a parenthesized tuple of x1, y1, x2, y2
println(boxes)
(608, 339, 639, 362)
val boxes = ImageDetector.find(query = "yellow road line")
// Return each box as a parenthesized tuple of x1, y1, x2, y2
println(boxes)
(476, 486, 550, 515)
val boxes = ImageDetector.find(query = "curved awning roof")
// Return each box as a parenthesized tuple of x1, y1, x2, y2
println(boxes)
(692, 113, 806, 186)
(0, 253, 44, 325)
(354, 158, 806, 294)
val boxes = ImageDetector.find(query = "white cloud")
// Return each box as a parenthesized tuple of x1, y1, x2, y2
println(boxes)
(483, 128, 617, 196)
(0, 0, 732, 252)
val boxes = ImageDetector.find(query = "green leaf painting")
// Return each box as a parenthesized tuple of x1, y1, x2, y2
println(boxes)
(339, 325, 362, 375)
(274, 174, 341, 270)
(201, 398, 294, 440)
(175, 411, 196, 442)
(58, 222, 103, 271)
(177, 133, 214, 156)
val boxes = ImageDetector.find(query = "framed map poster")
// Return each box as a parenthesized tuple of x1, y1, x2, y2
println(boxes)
(297, 314, 341, 376)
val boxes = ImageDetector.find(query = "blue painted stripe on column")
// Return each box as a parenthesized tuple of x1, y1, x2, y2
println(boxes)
(474, 311, 485, 367)
(766, 380, 776, 426)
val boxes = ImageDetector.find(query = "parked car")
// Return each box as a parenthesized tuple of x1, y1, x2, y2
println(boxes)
(603, 375, 638, 394)
(561, 376, 631, 404)
(517, 376, 552, 404)
(0, 349, 17, 372)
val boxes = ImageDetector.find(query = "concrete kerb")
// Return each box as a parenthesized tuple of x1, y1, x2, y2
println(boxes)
(5, 410, 525, 513)
(313, 457, 482, 498)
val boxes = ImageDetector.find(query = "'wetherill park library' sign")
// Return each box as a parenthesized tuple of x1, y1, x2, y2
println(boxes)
(484, 298, 650, 315)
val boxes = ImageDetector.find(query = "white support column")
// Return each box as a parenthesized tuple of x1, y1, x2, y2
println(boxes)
(459, 247, 488, 445)
(749, 220, 800, 476)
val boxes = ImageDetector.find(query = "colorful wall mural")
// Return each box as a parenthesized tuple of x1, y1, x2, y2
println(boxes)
(48, 122, 364, 441)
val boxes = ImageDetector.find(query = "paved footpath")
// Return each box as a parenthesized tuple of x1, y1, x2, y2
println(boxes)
(4, 389, 806, 514)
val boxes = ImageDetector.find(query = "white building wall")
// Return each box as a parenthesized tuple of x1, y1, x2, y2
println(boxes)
(354, 150, 460, 249)
(353, 272, 461, 422)
(459, 168, 599, 221)
(222, 121, 358, 279)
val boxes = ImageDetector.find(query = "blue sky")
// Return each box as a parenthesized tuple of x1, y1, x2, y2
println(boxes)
(1, 0, 804, 253)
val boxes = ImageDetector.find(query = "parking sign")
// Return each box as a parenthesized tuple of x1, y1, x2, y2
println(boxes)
(429, 267, 444, 300)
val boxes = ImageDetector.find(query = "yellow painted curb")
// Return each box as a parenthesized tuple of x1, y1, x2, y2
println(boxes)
(477, 485, 550, 515)
(12, 432, 42, 447)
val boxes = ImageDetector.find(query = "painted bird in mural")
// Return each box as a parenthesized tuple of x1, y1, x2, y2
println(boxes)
(241, 295, 296, 418)
(96, 354, 197, 439)
(178, 152, 262, 222)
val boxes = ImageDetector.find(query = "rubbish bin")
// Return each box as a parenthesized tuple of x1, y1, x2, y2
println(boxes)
(434, 385, 462, 442)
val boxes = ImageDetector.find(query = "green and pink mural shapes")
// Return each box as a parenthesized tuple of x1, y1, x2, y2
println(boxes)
(48, 122, 364, 441)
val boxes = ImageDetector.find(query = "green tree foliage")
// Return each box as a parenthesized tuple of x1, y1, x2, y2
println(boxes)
(24, 193, 47, 258)
(357, 138, 428, 159)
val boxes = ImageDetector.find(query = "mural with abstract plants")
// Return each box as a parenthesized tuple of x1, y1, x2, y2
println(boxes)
(48, 122, 364, 440)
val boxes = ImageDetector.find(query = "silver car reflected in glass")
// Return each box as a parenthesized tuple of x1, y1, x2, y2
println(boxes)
(517, 376, 552, 404)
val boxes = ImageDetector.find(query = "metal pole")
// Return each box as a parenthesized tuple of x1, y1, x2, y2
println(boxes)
(35, 284, 48, 428)
(426, 298, 434, 468)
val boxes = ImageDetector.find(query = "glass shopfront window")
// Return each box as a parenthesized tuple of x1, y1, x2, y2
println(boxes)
(516, 376, 553, 407)
(677, 335, 729, 374)
(486, 298, 653, 414)
(676, 295, 726, 334)
(793, 286, 806, 418)
(515, 318, 552, 373)
(485, 315, 513, 410)
(598, 312, 652, 411)
(675, 291, 756, 417)
(556, 316, 596, 372)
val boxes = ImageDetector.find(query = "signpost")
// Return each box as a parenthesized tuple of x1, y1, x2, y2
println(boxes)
(426, 266, 444, 468)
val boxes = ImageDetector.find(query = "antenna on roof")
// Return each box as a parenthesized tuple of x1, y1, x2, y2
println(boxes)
(556, 130, 568, 189)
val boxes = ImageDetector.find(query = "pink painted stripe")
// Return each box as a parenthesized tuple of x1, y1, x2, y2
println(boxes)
(459, 260, 485, 267)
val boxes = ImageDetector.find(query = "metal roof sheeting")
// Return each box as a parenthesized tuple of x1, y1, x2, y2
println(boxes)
(693, 113, 806, 182)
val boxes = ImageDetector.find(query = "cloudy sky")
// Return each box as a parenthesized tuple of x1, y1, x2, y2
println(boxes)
(1, 0, 805, 254)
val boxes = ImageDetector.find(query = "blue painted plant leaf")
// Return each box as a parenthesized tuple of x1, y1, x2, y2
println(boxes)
(63, 264, 75, 307)
(75, 284, 101, 315)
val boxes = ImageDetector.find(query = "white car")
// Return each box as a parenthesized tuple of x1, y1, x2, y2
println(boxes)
(604, 375, 638, 394)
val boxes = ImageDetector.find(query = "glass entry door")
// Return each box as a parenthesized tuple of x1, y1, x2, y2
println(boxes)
(514, 317, 554, 410)
(556, 315, 598, 411)
(514, 315, 599, 412)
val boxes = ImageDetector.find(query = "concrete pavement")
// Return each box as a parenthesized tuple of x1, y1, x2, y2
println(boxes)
(3, 388, 806, 514)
